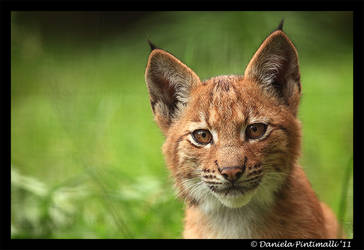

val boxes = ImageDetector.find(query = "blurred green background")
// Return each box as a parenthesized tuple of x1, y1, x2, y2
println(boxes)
(11, 11, 353, 238)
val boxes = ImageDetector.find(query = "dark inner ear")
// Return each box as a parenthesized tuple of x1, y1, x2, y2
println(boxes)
(150, 74, 177, 116)
(270, 53, 290, 101)
(271, 80, 284, 98)
(243, 31, 301, 116)
(145, 49, 201, 132)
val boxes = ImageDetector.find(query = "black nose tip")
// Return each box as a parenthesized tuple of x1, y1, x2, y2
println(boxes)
(219, 166, 245, 183)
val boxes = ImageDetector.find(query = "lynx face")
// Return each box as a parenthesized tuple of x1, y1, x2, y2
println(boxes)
(145, 30, 301, 210)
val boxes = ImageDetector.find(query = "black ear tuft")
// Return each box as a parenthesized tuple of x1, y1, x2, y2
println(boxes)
(147, 40, 159, 51)
(277, 19, 284, 31)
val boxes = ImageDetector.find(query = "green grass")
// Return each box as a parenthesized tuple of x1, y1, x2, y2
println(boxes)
(11, 11, 353, 238)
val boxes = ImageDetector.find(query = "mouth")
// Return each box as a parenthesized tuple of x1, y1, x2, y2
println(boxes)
(207, 179, 261, 208)
(213, 182, 259, 196)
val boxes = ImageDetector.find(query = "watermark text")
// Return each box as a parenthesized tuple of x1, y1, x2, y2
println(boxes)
(250, 240, 351, 248)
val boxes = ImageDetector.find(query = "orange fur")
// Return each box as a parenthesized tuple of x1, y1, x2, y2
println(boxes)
(145, 27, 343, 238)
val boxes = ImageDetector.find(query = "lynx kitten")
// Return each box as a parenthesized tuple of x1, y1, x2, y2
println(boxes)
(145, 21, 342, 238)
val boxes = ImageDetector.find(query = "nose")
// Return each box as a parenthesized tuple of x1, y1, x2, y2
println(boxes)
(218, 166, 245, 183)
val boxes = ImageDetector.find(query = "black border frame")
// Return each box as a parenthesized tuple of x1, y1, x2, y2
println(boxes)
(2, 1, 363, 249)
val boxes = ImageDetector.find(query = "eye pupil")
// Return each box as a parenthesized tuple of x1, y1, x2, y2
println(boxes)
(251, 126, 257, 132)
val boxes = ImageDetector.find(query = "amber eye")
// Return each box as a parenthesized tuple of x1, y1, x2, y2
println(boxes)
(246, 123, 267, 140)
(192, 129, 213, 145)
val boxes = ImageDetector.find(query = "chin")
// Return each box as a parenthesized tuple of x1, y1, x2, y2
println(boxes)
(213, 189, 257, 208)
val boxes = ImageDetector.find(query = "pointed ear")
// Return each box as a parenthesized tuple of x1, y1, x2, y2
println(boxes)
(244, 30, 301, 116)
(145, 49, 201, 134)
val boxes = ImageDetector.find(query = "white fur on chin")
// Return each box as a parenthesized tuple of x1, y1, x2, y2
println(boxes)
(212, 189, 257, 208)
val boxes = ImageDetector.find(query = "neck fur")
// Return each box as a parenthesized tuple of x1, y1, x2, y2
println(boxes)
(194, 172, 289, 238)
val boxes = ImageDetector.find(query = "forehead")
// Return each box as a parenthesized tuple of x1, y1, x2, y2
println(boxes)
(188, 75, 274, 129)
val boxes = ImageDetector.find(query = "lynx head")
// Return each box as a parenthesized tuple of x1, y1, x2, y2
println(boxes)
(145, 27, 301, 210)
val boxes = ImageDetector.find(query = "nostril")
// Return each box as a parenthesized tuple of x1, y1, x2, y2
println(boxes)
(222, 173, 229, 180)
(235, 171, 242, 179)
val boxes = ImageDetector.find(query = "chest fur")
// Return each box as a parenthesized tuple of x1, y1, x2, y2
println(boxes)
(184, 204, 264, 239)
